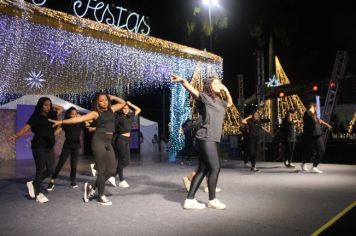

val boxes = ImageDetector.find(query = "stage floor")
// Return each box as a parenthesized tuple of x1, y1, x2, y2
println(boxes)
(0, 155, 355, 236)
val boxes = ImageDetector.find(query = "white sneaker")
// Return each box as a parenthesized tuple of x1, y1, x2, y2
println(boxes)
(208, 198, 226, 210)
(182, 176, 191, 192)
(98, 195, 112, 206)
(289, 163, 296, 168)
(36, 193, 49, 203)
(83, 182, 95, 203)
(26, 181, 35, 199)
(311, 167, 323, 174)
(244, 163, 251, 168)
(204, 187, 222, 193)
(107, 177, 117, 187)
(301, 163, 309, 171)
(183, 199, 206, 210)
(90, 163, 97, 177)
(118, 180, 130, 188)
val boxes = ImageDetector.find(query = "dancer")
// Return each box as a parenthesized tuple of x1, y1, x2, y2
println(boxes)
(49, 92, 126, 206)
(171, 74, 233, 210)
(9, 97, 64, 203)
(241, 110, 266, 172)
(108, 101, 141, 187)
(47, 107, 87, 191)
(280, 109, 297, 168)
(301, 103, 332, 173)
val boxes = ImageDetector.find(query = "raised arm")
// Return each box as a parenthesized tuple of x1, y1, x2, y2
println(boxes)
(109, 95, 126, 113)
(8, 124, 31, 142)
(53, 104, 64, 116)
(49, 111, 99, 127)
(171, 75, 199, 99)
(126, 101, 141, 116)
(221, 84, 233, 107)
(241, 115, 252, 124)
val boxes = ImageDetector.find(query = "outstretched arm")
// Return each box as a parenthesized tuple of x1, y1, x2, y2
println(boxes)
(8, 124, 31, 142)
(171, 75, 199, 99)
(49, 111, 99, 127)
(319, 119, 332, 129)
(126, 101, 141, 116)
(109, 95, 126, 113)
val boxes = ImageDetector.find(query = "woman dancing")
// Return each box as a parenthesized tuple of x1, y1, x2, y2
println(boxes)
(171, 74, 233, 210)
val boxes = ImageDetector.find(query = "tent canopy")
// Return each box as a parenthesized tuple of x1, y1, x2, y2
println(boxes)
(0, 95, 89, 113)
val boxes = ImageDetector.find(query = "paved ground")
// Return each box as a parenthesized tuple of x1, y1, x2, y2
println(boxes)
(0, 156, 355, 236)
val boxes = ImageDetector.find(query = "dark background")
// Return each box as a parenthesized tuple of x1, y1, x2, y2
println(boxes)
(26, 0, 356, 134)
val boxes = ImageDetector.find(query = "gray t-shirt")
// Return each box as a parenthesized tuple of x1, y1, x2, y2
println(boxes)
(195, 92, 228, 142)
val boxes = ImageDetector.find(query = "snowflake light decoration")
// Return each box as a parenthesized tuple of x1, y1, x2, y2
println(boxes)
(24, 71, 45, 89)
(43, 40, 71, 64)
(265, 74, 281, 87)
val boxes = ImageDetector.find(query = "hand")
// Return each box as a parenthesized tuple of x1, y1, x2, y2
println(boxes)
(87, 127, 96, 132)
(48, 119, 61, 127)
(8, 135, 17, 143)
(171, 75, 183, 83)
(220, 84, 230, 94)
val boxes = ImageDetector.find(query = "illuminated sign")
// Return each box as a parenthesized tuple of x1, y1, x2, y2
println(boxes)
(31, 0, 151, 35)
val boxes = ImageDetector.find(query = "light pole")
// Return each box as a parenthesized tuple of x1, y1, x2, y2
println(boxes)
(202, 0, 219, 51)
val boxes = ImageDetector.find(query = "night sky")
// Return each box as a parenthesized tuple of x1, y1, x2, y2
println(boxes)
(26, 0, 356, 131)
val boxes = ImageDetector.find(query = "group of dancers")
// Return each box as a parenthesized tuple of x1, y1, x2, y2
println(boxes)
(8, 74, 332, 209)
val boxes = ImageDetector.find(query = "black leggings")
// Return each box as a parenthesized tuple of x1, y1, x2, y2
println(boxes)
(187, 139, 220, 200)
(32, 148, 55, 196)
(91, 133, 117, 196)
(51, 145, 79, 182)
(113, 134, 130, 181)
(303, 136, 325, 167)
(282, 141, 295, 163)
(248, 137, 261, 168)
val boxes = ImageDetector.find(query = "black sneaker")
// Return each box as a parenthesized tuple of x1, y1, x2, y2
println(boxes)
(70, 182, 78, 188)
(47, 182, 55, 191)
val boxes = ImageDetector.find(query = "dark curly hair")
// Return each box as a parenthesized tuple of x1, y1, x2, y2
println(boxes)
(64, 106, 78, 119)
(203, 75, 220, 101)
(91, 92, 111, 113)
(34, 97, 57, 119)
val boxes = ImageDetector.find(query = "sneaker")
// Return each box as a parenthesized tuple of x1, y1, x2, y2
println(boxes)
(289, 163, 296, 168)
(47, 181, 55, 191)
(208, 198, 226, 210)
(183, 199, 206, 209)
(311, 167, 323, 174)
(118, 180, 130, 188)
(108, 177, 117, 187)
(203, 187, 222, 193)
(182, 176, 191, 192)
(251, 167, 260, 172)
(36, 193, 49, 203)
(244, 163, 251, 168)
(284, 161, 289, 167)
(27, 181, 35, 199)
(70, 182, 78, 188)
(83, 182, 95, 203)
(301, 163, 309, 171)
(90, 163, 97, 177)
(98, 195, 112, 206)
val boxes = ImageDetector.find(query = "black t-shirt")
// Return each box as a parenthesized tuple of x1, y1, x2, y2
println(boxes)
(62, 123, 86, 148)
(115, 113, 135, 134)
(95, 110, 115, 133)
(195, 93, 228, 142)
(281, 118, 296, 142)
(303, 111, 322, 136)
(246, 120, 261, 139)
(27, 111, 57, 148)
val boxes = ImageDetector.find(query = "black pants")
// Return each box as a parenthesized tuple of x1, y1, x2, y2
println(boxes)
(242, 138, 249, 163)
(248, 137, 261, 168)
(51, 145, 80, 182)
(187, 139, 220, 200)
(303, 135, 325, 167)
(32, 148, 55, 196)
(282, 141, 295, 163)
(113, 134, 130, 181)
(91, 133, 117, 196)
